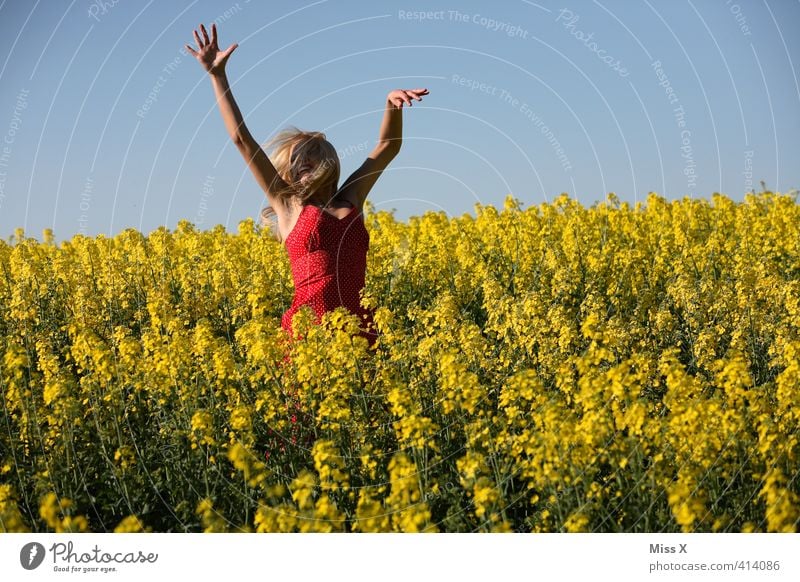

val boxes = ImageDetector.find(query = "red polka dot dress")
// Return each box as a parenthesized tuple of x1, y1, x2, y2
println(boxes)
(267, 200, 376, 461)
(280, 200, 378, 349)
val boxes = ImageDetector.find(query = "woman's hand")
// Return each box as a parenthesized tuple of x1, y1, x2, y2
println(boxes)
(185, 23, 238, 76)
(388, 88, 429, 108)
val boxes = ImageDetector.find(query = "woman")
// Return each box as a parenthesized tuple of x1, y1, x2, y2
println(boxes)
(186, 23, 428, 350)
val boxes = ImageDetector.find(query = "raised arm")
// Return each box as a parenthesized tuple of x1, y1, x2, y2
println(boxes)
(186, 24, 291, 212)
(339, 88, 429, 209)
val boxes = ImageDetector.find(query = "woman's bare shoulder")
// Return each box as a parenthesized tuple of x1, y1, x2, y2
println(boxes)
(260, 198, 302, 241)
(335, 190, 364, 214)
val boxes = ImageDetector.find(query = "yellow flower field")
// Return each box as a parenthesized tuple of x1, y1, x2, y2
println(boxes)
(1, 191, 798, 532)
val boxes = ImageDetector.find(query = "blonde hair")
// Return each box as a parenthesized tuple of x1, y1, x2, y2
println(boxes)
(259, 127, 341, 240)
(264, 124, 340, 201)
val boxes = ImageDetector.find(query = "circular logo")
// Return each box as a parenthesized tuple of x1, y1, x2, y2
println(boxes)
(20, 542, 46, 570)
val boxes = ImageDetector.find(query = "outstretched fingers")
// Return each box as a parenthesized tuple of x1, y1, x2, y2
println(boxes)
(223, 43, 238, 58)
(200, 23, 210, 45)
(408, 88, 429, 102)
(388, 88, 429, 108)
(402, 88, 430, 107)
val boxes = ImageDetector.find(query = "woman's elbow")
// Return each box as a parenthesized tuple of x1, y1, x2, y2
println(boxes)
(381, 141, 401, 157)
(232, 133, 246, 149)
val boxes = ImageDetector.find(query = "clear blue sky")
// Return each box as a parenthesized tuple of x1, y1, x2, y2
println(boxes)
(0, 0, 798, 243)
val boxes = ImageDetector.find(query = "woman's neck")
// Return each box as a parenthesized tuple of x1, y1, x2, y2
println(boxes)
(307, 187, 341, 207)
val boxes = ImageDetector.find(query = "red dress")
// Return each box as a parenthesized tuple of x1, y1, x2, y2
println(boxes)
(268, 201, 377, 461)
(281, 201, 378, 349)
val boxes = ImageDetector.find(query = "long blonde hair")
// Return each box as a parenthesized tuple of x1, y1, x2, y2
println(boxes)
(259, 126, 341, 234)
(264, 126, 340, 203)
